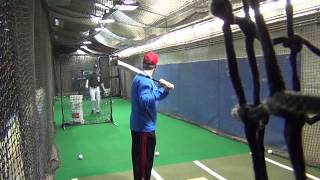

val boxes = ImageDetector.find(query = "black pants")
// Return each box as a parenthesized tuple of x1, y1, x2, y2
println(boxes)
(131, 131, 156, 180)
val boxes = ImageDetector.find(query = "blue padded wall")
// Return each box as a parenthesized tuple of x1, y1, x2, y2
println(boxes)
(154, 54, 300, 150)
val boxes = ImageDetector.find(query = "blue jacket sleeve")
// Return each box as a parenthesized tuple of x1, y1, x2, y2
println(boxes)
(155, 86, 168, 101)
(138, 81, 168, 108)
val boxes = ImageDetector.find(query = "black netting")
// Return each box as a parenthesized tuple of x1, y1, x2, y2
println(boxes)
(0, 0, 24, 179)
(54, 55, 116, 126)
(1, 0, 57, 179)
(210, 0, 320, 179)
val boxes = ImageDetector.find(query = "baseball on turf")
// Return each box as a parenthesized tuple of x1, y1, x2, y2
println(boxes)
(155, 151, 160, 157)
(78, 154, 83, 160)
(267, 149, 273, 154)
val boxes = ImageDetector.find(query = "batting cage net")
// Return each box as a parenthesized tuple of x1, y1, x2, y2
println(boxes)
(301, 23, 320, 166)
(205, 0, 320, 170)
(1, 0, 57, 179)
(54, 55, 119, 126)
(152, 0, 320, 168)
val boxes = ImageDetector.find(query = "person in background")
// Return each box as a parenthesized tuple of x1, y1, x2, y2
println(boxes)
(85, 64, 107, 114)
(130, 51, 174, 180)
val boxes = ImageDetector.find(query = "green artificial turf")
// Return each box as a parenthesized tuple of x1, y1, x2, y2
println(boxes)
(54, 97, 249, 180)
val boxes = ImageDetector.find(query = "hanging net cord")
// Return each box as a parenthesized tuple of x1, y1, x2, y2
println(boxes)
(211, 0, 320, 179)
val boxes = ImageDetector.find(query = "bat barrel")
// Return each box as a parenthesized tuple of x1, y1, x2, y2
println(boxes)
(115, 59, 172, 88)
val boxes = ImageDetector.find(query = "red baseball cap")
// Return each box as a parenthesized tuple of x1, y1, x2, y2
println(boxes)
(143, 51, 158, 65)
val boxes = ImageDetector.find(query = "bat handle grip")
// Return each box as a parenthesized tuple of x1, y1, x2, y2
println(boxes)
(157, 78, 175, 89)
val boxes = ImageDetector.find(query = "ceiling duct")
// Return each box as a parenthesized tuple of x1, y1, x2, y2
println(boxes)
(47, 0, 219, 55)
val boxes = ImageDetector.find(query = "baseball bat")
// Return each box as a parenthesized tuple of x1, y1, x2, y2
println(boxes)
(112, 59, 174, 89)
(116, 60, 160, 83)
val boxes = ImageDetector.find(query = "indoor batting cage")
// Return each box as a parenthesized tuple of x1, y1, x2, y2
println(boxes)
(2, 0, 320, 179)
(54, 54, 120, 127)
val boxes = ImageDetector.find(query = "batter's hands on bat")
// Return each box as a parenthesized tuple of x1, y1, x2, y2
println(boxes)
(159, 79, 174, 91)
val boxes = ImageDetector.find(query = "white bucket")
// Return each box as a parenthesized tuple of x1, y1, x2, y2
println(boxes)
(70, 95, 84, 123)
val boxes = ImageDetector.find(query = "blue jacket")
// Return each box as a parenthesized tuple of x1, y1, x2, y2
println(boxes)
(130, 74, 169, 132)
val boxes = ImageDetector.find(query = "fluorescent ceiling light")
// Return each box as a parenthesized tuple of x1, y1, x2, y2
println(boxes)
(76, 49, 87, 55)
(80, 45, 105, 54)
(114, 4, 138, 11)
(100, 18, 115, 23)
(94, 27, 106, 31)
(83, 41, 92, 45)
(122, 0, 136, 4)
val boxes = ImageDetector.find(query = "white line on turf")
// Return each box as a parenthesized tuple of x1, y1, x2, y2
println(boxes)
(187, 177, 208, 180)
(265, 157, 320, 180)
(152, 168, 164, 180)
(193, 160, 227, 180)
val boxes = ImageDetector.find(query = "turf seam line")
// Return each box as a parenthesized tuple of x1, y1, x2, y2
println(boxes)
(265, 158, 320, 180)
(193, 160, 227, 180)
(152, 168, 164, 180)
